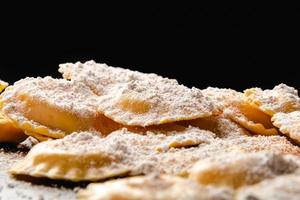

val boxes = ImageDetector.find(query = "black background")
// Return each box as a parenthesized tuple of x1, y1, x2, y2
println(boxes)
(1, 4, 300, 91)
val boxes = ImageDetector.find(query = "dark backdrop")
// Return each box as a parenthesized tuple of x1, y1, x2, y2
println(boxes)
(1, 4, 300, 91)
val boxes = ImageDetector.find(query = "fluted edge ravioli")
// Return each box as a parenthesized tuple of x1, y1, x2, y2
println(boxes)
(0, 77, 119, 139)
(202, 87, 278, 135)
(59, 61, 218, 126)
(9, 132, 130, 181)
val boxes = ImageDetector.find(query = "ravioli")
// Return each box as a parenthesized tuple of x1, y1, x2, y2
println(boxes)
(0, 80, 27, 143)
(244, 84, 300, 116)
(0, 77, 120, 139)
(97, 80, 217, 126)
(272, 111, 300, 143)
(77, 175, 234, 200)
(202, 87, 278, 135)
(189, 152, 299, 188)
(2, 64, 300, 200)
(10, 131, 129, 181)
(59, 61, 218, 126)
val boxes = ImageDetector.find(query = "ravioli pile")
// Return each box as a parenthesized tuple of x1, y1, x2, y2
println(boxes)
(1, 61, 300, 200)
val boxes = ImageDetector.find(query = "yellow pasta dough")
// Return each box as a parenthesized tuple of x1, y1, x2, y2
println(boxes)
(0, 80, 8, 93)
(0, 112, 27, 143)
(224, 103, 278, 135)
